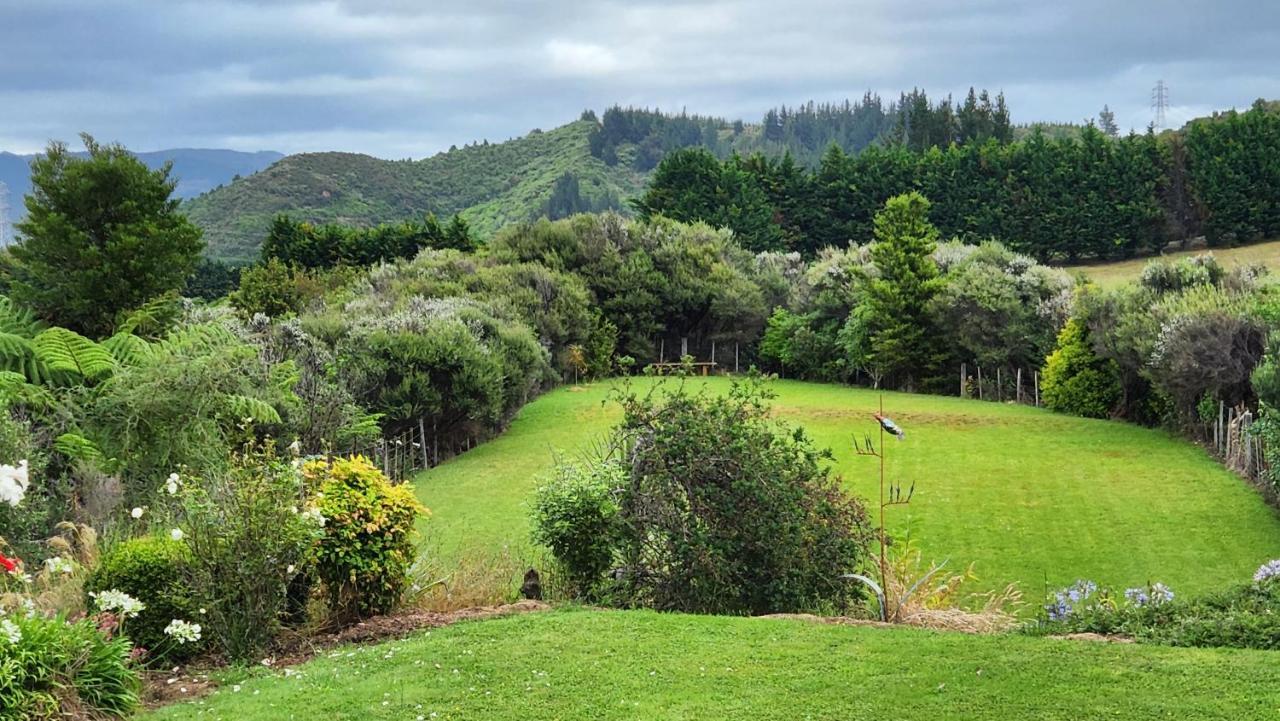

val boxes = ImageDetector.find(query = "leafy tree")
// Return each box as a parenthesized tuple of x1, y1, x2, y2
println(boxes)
(12, 134, 203, 337)
(860, 193, 942, 387)
(229, 258, 301, 318)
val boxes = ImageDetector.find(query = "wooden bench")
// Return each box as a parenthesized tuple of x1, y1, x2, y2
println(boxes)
(646, 361, 719, 376)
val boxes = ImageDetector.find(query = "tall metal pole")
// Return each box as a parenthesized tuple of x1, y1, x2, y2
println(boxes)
(878, 394, 887, 609)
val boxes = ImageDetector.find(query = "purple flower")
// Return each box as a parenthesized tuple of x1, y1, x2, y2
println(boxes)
(1124, 587, 1150, 606)
(1254, 560, 1280, 583)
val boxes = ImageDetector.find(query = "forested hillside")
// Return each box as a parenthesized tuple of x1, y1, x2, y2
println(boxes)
(187, 88, 1014, 262)
(187, 120, 645, 263)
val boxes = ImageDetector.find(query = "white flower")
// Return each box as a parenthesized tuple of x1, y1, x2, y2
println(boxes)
(43, 556, 75, 575)
(21, 598, 37, 618)
(91, 589, 146, 618)
(163, 619, 202, 645)
(131, 507, 145, 519)
(300, 507, 326, 528)
(286, 564, 296, 575)
(288, 439, 301, 456)
(170, 528, 184, 541)
(232, 685, 242, 693)
(165, 473, 181, 496)
(1, 618, 19, 644)
(0, 460, 30, 507)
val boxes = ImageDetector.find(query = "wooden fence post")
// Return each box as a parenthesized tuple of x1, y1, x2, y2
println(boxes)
(977, 366, 983, 401)
(1016, 368, 1023, 403)
(419, 418, 430, 468)
(734, 343, 739, 373)
(960, 363, 967, 397)
(1034, 371, 1040, 407)
(996, 367, 1002, 402)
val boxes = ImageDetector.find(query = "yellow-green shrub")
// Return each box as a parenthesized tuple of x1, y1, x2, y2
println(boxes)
(307, 456, 427, 621)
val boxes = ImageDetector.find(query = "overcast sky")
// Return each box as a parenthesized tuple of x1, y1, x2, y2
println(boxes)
(3, 0, 1278, 158)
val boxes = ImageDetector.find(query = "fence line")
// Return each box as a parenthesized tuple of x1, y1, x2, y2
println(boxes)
(959, 364, 1042, 408)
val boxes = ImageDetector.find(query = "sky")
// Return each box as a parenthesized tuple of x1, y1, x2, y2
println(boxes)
(2, 0, 1278, 158)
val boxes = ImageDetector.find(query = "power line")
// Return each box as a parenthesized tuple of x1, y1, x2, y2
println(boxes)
(1151, 80, 1169, 131)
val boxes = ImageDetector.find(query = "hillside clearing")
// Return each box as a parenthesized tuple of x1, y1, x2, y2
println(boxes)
(418, 378, 1280, 597)
(1064, 238, 1280, 287)
(144, 608, 1280, 721)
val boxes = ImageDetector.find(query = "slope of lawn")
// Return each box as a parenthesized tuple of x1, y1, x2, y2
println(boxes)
(146, 608, 1280, 720)
(416, 377, 1280, 596)
(1064, 237, 1280, 287)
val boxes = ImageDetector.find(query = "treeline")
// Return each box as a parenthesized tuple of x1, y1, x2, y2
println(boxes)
(586, 88, 1012, 172)
(637, 102, 1280, 260)
(261, 212, 476, 269)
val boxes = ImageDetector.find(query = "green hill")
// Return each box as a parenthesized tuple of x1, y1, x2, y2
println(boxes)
(186, 120, 648, 263)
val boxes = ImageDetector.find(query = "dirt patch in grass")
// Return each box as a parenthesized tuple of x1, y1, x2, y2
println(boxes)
(143, 600, 550, 709)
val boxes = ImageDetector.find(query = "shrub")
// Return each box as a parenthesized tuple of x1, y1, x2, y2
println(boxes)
(309, 456, 427, 621)
(1041, 319, 1122, 418)
(0, 612, 140, 721)
(533, 375, 872, 615)
(178, 446, 321, 661)
(530, 462, 623, 598)
(1029, 565, 1280, 650)
(84, 536, 198, 662)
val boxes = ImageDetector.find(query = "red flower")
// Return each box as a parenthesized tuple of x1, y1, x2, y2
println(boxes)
(0, 553, 17, 573)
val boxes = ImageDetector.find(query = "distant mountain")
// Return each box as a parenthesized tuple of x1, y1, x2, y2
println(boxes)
(0, 148, 284, 223)
(185, 120, 649, 263)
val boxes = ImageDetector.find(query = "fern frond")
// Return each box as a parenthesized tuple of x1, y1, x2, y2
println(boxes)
(224, 394, 282, 425)
(0, 332, 37, 376)
(103, 332, 154, 367)
(32, 327, 117, 385)
(0, 370, 55, 409)
(115, 293, 182, 339)
(0, 296, 44, 338)
(154, 323, 239, 358)
(54, 432, 105, 464)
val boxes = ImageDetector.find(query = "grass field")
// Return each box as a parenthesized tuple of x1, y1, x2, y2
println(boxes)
(146, 608, 1280, 720)
(417, 377, 1280, 597)
(1064, 238, 1280, 287)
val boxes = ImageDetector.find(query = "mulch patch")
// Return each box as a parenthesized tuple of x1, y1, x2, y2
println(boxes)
(141, 600, 550, 708)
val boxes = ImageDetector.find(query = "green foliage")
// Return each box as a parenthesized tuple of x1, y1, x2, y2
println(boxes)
(1030, 577, 1280, 651)
(530, 462, 623, 597)
(187, 121, 650, 263)
(11, 134, 203, 338)
(261, 212, 474, 269)
(1041, 319, 1122, 418)
(85, 536, 199, 662)
(177, 446, 321, 661)
(860, 192, 943, 387)
(488, 213, 768, 363)
(82, 318, 296, 500)
(0, 613, 140, 721)
(309, 456, 426, 620)
(184, 258, 242, 301)
(534, 376, 873, 615)
(1184, 102, 1280, 246)
(229, 258, 301, 319)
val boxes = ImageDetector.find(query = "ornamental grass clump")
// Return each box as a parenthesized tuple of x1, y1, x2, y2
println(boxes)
(307, 455, 427, 622)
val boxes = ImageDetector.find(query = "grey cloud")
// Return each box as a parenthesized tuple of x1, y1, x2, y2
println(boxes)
(1, 0, 1277, 156)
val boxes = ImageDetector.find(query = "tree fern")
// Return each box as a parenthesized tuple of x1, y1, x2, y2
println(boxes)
(0, 296, 44, 338)
(224, 394, 282, 425)
(0, 369, 54, 409)
(32, 327, 117, 385)
(103, 333, 154, 367)
(115, 293, 182, 339)
(54, 432, 105, 464)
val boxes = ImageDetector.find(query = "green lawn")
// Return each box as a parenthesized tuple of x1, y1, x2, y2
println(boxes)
(146, 608, 1280, 720)
(418, 377, 1280, 596)
(1064, 238, 1280, 287)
